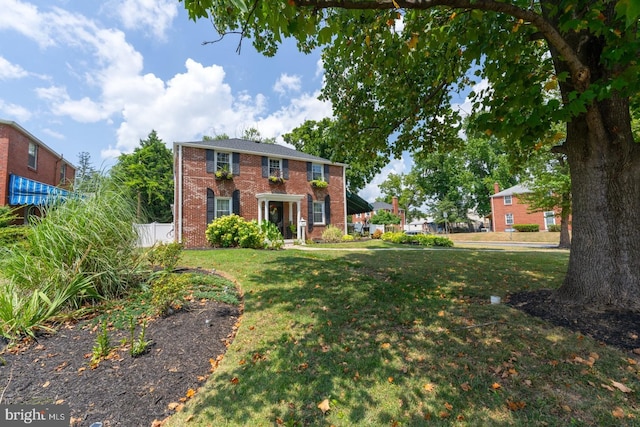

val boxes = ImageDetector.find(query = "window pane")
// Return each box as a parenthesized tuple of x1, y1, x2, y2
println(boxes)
(216, 199, 231, 218)
(28, 142, 37, 168)
(216, 152, 230, 171)
(312, 164, 323, 180)
(504, 195, 512, 205)
(269, 159, 281, 177)
(313, 201, 324, 224)
(505, 213, 514, 225)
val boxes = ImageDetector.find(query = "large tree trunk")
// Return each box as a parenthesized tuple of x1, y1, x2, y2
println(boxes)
(556, 97, 640, 310)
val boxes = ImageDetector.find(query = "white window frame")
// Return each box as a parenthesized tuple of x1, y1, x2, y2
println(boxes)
(269, 158, 283, 177)
(28, 142, 38, 169)
(503, 195, 512, 205)
(505, 213, 514, 225)
(216, 197, 231, 218)
(312, 201, 325, 224)
(544, 211, 556, 228)
(215, 151, 230, 172)
(311, 163, 324, 181)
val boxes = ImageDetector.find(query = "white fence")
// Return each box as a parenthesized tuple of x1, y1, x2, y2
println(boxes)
(134, 222, 174, 247)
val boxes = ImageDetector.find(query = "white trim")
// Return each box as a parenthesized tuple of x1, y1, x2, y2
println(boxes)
(175, 143, 183, 243)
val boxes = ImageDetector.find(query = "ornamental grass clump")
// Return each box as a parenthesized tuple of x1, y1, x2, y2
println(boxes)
(321, 225, 344, 243)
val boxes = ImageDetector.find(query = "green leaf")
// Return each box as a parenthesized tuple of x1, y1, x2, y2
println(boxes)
(229, 0, 248, 14)
(616, 0, 640, 28)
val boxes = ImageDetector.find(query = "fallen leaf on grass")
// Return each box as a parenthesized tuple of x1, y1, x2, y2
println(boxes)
(613, 407, 625, 419)
(460, 382, 471, 391)
(388, 377, 394, 383)
(185, 388, 196, 399)
(506, 400, 526, 411)
(381, 342, 391, 349)
(444, 402, 453, 411)
(611, 380, 633, 393)
(318, 399, 331, 414)
(230, 377, 239, 385)
(491, 382, 501, 390)
(423, 383, 435, 392)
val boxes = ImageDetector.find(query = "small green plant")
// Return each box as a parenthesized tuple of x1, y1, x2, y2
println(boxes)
(147, 242, 183, 270)
(150, 272, 188, 315)
(260, 221, 284, 250)
(342, 234, 354, 241)
(205, 214, 264, 248)
(513, 224, 540, 232)
(91, 322, 112, 365)
(310, 179, 328, 188)
(129, 317, 152, 357)
(548, 224, 561, 232)
(322, 225, 344, 243)
(268, 176, 286, 184)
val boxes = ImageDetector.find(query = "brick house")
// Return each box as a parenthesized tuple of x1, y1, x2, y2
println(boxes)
(490, 183, 561, 232)
(174, 139, 347, 248)
(0, 120, 76, 221)
(351, 196, 405, 230)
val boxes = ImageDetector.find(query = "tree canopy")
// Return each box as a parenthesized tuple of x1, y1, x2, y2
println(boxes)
(110, 131, 174, 223)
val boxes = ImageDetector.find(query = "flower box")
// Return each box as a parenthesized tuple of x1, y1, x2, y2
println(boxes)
(310, 179, 328, 189)
(268, 176, 286, 184)
(215, 170, 233, 180)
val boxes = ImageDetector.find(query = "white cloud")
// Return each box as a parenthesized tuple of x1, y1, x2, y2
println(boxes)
(0, 99, 31, 122)
(0, 56, 28, 80)
(359, 154, 413, 202)
(273, 73, 301, 95)
(110, 0, 177, 40)
(453, 78, 490, 117)
(0, 0, 53, 47)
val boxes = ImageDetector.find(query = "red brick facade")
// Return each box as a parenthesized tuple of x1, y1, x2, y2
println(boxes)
(490, 183, 560, 232)
(175, 141, 347, 248)
(0, 120, 75, 219)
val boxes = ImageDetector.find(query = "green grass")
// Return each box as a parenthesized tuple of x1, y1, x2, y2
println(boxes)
(165, 247, 640, 426)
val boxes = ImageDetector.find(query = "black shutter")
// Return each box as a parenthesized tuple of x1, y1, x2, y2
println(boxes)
(307, 162, 312, 181)
(261, 156, 268, 177)
(307, 194, 314, 232)
(232, 190, 240, 215)
(325, 194, 331, 225)
(232, 152, 240, 175)
(206, 150, 215, 173)
(324, 164, 330, 183)
(206, 188, 215, 223)
(283, 159, 289, 179)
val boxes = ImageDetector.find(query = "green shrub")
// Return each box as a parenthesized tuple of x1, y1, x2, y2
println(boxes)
(322, 225, 344, 243)
(147, 242, 183, 270)
(414, 234, 454, 247)
(260, 221, 284, 250)
(149, 272, 189, 315)
(342, 234, 355, 241)
(381, 232, 412, 244)
(547, 224, 561, 232)
(371, 229, 383, 239)
(205, 214, 264, 248)
(513, 224, 540, 232)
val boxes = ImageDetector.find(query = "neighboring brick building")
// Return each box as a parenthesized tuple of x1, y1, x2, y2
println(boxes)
(174, 139, 347, 248)
(351, 196, 406, 230)
(490, 183, 560, 232)
(0, 120, 76, 221)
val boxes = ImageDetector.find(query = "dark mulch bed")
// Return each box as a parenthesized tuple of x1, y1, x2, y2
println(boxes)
(0, 297, 240, 427)
(508, 289, 640, 352)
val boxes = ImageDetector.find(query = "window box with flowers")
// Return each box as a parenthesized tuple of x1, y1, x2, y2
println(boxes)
(269, 176, 286, 184)
(310, 179, 328, 189)
(215, 169, 233, 180)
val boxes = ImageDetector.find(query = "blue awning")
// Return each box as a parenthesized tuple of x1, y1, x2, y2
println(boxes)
(9, 174, 70, 206)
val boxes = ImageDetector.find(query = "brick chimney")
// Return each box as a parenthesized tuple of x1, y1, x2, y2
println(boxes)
(494, 183, 500, 194)
(392, 196, 399, 215)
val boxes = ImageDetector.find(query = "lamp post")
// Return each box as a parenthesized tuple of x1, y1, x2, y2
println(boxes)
(299, 218, 307, 244)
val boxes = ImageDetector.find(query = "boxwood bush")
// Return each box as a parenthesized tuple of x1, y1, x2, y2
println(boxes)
(513, 224, 540, 232)
(380, 232, 453, 247)
(547, 224, 561, 232)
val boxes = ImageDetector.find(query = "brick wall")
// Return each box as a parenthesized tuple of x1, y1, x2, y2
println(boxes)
(177, 146, 346, 248)
(1, 122, 76, 208)
(491, 193, 556, 232)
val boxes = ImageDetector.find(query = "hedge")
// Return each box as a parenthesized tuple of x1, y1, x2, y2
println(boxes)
(513, 224, 540, 232)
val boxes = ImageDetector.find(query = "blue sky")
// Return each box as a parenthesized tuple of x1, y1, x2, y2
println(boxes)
(0, 0, 478, 203)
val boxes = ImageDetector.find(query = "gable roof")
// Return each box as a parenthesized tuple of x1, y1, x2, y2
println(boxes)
(175, 138, 345, 166)
(491, 184, 531, 198)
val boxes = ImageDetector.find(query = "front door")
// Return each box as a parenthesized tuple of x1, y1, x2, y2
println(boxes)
(268, 202, 284, 236)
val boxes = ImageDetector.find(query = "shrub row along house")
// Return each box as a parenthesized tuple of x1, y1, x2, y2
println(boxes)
(174, 139, 348, 248)
(0, 120, 75, 221)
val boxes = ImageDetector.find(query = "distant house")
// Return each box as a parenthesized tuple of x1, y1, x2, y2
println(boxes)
(0, 120, 76, 222)
(173, 139, 349, 248)
(490, 183, 561, 232)
(351, 196, 406, 229)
